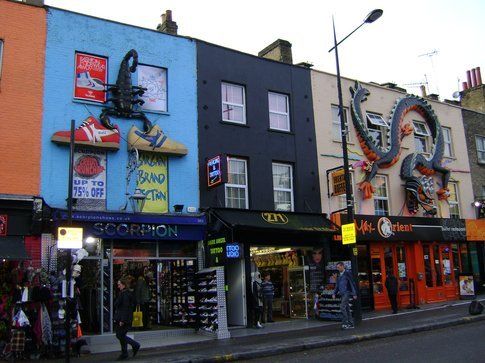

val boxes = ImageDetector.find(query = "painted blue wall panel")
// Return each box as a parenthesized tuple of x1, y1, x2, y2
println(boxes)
(41, 8, 199, 212)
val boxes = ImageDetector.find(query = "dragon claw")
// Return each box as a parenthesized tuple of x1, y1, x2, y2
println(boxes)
(358, 181, 375, 200)
(437, 188, 450, 200)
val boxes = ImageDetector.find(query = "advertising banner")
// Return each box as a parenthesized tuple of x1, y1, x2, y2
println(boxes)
(355, 215, 466, 242)
(74, 52, 107, 103)
(138, 64, 167, 112)
(459, 274, 475, 298)
(72, 149, 106, 211)
(332, 168, 346, 196)
(136, 153, 168, 213)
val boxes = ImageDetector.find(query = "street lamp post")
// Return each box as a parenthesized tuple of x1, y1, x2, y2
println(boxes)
(328, 9, 383, 325)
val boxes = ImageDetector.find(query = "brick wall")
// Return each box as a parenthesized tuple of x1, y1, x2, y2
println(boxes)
(462, 108, 485, 198)
(0, 0, 46, 195)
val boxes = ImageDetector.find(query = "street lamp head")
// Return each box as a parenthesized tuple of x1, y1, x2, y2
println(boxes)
(364, 9, 383, 23)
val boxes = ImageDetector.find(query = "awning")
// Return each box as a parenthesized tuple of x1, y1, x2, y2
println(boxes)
(0, 236, 30, 260)
(210, 208, 337, 234)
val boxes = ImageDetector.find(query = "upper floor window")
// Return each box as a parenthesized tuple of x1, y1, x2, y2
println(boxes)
(373, 175, 389, 216)
(448, 182, 460, 219)
(272, 163, 294, 211)
(476, 135, 485, 164)
(221, 82, 246, 124)
(225, 157, 248, 209)
(442, 127, 453, 158)
(413, 121, 431, 154)
(0, 40, 4, 81)
(366, 112, 389, 148)
(269, 92, 290, 131)
(332, 105, 349, 142)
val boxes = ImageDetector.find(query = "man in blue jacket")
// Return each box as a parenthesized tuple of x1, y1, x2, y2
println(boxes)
(332, 261, 357, 329)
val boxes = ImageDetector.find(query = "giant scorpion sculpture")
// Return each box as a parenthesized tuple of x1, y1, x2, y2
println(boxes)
(350, 81, 450, 215)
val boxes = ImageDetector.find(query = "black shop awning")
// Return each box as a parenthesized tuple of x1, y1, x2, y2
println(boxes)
(0, 236, 30, 260)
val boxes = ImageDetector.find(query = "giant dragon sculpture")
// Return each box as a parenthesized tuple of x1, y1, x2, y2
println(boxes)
(349, 82, 450, 215)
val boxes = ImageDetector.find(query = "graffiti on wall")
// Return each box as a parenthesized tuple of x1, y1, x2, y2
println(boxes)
(136, 152, 168, 213)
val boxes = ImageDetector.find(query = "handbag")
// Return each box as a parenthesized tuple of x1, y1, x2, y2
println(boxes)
(132, 305, 143, 328)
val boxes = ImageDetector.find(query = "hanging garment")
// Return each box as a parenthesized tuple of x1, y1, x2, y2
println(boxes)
(41, 303, 53, 345)
(33, 308, 43, 345)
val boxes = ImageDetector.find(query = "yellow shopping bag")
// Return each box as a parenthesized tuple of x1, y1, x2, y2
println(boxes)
(132, 305, 143, 328)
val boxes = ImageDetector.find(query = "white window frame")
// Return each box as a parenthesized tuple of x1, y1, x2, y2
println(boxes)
(476, 135, 485, 164)
(442, 127, 454, 158)
(366, 112, 389, 148)
(225, 157, 249, 209)
(272, 163, 294, 211)
(373, 175, 389, 216)
(268, 92, 290, 131)
(332, 105, 350, 142)
(0, 39, 4, 81)
(413, 120, 431, 154)
(448, 182, 461, 219)
(221, 82, 246, 124)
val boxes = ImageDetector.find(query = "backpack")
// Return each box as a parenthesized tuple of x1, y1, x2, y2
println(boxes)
(469, 300, 484, 315)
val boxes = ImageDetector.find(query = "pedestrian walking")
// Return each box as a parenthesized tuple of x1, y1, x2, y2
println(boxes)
(332, 262, 357, 329)
(385, 271, 399, 314)
(251, 272, 264, 328)
(261, 272, 275, 323)
(114, 277, 140, 360)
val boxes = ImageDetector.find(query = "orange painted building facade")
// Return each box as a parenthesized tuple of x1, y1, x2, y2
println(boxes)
(0, 0, 46, 195)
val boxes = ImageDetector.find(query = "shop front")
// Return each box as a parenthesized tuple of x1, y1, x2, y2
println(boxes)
(52, 210, 206, 335)
(205, 208, 338, 327)
(355, 214, 468, 310)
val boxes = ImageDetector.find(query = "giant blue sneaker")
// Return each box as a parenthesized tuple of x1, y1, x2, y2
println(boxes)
(128, 125, 188, 156)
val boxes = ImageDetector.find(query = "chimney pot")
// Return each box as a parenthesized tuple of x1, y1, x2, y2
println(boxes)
(467, 70, 472, 88)
(476, 67, 482, 86)
(157, 9, 178, 35)
(462, 81, 468, 91)
(420, 85, 427, 97)
(471, 68, 478, 88)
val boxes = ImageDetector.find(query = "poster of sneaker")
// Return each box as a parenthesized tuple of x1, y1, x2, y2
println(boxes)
(138, 64, 167, 112)
(72, 149, 107, 211)
(74, 52, 108, 103)
(136, 152, 168, 213)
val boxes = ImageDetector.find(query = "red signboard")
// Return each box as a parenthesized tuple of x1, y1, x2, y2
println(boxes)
(0, 215, 7, 236)
(74, 52, 108, 103)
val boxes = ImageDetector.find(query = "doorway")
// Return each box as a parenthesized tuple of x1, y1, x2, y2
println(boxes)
(422, 243, 456, 302)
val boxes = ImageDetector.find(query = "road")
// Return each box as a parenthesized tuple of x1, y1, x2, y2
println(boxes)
(243, 320, 485, 363)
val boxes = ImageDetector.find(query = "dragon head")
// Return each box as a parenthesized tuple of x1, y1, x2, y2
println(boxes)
(404, 177, 437, 216)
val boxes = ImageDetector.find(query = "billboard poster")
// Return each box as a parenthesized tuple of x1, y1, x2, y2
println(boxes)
(136, 152, 168, 213)
(138, 64, 167, 112)
(72, 149, 106, 211)
(74, 52, 108, 103)
(459, 275, 475, 298)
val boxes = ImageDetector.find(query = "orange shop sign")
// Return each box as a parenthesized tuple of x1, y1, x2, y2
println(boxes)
(331, 168, 346, 196)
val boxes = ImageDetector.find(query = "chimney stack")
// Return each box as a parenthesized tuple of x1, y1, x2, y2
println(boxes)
(471, 68, 478, 88)
(461, 66, 485, 112)
(258, 39, 293, 64)
(420, 85, 427, 97)
(476, 67, 482, 86)
(157, 10, 178, 35)
(467, 70, 472, 88)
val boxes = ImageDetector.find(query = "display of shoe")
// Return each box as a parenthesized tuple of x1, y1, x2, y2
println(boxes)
(51, 116, 120, 150)
(208, 288, 217, 293)
(76, 71, 105, 91)
(128, 125, 188, 155)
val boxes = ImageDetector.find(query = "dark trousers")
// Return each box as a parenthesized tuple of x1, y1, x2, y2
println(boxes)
(262, 296, 273, 322)
(253, 306, 262, 326)
(389, 293, 398, 313)
(140, 302, 150, 328)
(115, 323, 139, 356)
(340, 293, 353, 326)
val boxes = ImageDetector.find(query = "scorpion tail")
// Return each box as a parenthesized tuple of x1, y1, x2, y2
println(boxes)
(100, 110, 115, 130)
(124, 49, 138, 73)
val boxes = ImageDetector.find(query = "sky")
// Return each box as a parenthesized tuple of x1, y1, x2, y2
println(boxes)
(45, 0, 484, 100)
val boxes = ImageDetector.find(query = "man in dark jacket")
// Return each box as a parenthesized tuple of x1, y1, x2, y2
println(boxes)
(385, 271, 399, 314)
(114, 277, 140, 360)
(332, 262, 357, 329)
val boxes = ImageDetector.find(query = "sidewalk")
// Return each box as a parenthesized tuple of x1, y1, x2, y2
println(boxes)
(63, 297, 485, 362)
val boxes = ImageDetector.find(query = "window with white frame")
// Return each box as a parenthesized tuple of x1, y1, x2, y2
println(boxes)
(332, 105, 349, 142)
(221, 82, 246, 124)
(476, 135, 485, 164)
(373, 175, 389, 216)
(225, 157, 248, 209)
(366, 112, 389, 148)
(448, 182, 460, 218)
(269, 92, 290, 131)
(413, 120, 431, 154)
(442, 127, 453, 158)
(0, 40, 4, 81)
(272, 163, 294, 211)
(337, 172, 354, 211)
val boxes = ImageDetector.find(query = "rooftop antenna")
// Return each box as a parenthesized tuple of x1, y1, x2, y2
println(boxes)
(419, 50, 439, 94)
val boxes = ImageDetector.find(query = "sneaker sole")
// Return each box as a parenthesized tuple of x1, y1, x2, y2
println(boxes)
(51, 135, 120, 150)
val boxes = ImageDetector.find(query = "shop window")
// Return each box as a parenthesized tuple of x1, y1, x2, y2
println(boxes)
(476, 135, 485, 164)
(442, 246, 452, 285)
(413, 120, 431, 154)
(433, 244, 443, 286)
(442, 127, 454, 158)
(332, 105, 349, 142)
(272, 162, 294, 211)
(396, 246, 408, 291)
(221, 82, 246, 124)
(448, 182, 460, 218)
(451, 243, 460, 282)
(366, 112, 389, 148)
(0, 39, 3, 82)
(269, 92, 290, 131)
(225, 157, 248, 209)
(373, 175, 389, 216)
(371, 257, 383, 294)
(423, 245, 433, 287)
(384, 247, 393, 276)
(460, 243, 471, 272)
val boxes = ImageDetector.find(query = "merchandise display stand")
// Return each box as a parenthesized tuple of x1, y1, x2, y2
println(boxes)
(171, 260, 197, 327)
(317, 261, 353, 321)
(196, 267, 230, 339)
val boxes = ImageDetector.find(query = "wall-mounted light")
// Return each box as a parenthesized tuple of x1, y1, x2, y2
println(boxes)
(473, 200, 482, 208)
(173, 204, 184, 213)
(85, 236, 96, 244)
(130, 188, 146, 213)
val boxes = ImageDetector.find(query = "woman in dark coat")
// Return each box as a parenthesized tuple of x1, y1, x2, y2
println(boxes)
(385, 272, 399, 314)
(114, 277, 140, 360)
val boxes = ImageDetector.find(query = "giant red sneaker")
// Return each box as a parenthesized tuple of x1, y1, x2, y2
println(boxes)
(51, 116, 120, 150)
